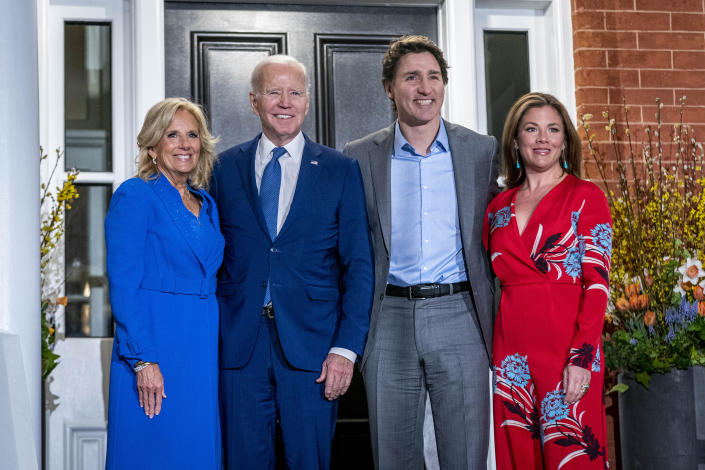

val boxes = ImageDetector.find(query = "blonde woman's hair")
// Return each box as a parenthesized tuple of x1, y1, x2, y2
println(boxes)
(136, 98, 218, 188)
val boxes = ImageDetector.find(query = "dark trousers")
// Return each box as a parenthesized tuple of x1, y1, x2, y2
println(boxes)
(221, 315, 337, 470)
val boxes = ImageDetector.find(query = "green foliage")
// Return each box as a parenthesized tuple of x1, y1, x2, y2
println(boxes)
(608, 383, 629, 394)
(40, 147, 79, 380)
(582, 99, 705, 390)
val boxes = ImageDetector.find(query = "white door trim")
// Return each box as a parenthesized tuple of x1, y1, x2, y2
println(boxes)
(440, 0, 575, 131)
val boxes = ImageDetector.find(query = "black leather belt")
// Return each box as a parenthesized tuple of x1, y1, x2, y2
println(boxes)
(262, 304, 274, 319)
(385, 281, 470, 300)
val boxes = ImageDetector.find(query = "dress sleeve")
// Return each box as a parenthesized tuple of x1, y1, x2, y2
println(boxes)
(105, 180, 157, 368)
(567, 185, 612, 370)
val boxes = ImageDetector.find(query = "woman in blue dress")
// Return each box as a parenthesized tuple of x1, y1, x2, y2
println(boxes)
(105, 98, 224, 469)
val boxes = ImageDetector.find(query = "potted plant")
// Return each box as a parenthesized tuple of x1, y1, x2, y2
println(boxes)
(40, 147, 79, 380)
(581, 98, 705, 469)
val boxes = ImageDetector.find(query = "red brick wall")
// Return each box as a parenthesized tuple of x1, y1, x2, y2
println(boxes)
(572, 3, 704, 467)
(572, 0, 705, 182)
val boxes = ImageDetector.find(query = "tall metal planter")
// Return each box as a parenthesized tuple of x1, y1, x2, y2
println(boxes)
(618, 367, 705, 469)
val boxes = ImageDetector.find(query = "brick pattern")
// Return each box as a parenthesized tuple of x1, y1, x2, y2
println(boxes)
(572, 4, 704, 467)
(572, 0, 705, 185)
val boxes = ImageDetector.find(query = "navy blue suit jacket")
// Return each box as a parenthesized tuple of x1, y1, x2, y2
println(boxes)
(211, 134, 373, 371)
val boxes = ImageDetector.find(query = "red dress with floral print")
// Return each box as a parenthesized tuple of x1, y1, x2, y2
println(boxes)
(483, 175, 612, 470)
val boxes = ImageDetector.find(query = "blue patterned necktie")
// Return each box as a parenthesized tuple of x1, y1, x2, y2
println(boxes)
(261, 146, 287, 305)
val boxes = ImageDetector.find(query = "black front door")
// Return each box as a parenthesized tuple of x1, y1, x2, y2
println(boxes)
(165, 3, 437, 467)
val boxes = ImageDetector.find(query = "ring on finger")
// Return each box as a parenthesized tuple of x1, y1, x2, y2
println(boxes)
(580, 383, 590, 394)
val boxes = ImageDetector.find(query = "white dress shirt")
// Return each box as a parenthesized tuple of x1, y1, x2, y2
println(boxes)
(255, 132, 357, 364)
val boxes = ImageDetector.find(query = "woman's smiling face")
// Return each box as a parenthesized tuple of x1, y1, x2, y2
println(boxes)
(515, 105, 565, 174)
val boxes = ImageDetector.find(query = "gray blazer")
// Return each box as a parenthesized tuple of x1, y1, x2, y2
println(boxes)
(343, 120, 500, 365)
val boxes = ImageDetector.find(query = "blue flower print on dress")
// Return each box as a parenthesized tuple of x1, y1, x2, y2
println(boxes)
(541, 390, 570, 423)
(571, 211, 581, 235)
(591, 345, 601, 372)
(563, 236, 586, 278)
(500, 353, 531, 387)
(491, 206, 511, 231)
(591, 223, 612, 256)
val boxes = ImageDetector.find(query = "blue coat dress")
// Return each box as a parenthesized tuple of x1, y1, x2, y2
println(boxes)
(104, 175, 224, 469)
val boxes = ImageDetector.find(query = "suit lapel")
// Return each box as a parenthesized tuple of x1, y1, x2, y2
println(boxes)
(276, 135, 322, 239)
(235, 136, 271, 240)
(445, 120, 477, 254)
(198, 189, 226, 268)
(150, 176, 207, 274)
(370, 124, 395, 256)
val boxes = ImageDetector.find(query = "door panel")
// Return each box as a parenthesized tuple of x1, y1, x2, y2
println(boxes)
(314, 34, 396, 148)
(165, 3, 436, 467)
(165, 2, 437, 150)
(191, 32, 288, 150)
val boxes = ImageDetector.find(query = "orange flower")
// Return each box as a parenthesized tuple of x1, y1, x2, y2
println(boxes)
(625, 283, 640, 298)
(698, 302, 705, 317)
(637, 294, 649, 309)
(693, 286, 705, 301)
(644, 310, 656, 326)
(629, 294, 640, 310)
(56, 296, 68, 306)
(616, 297, 629, 312)
(604, 312, 613, 324)
(681, 282, 693, 292)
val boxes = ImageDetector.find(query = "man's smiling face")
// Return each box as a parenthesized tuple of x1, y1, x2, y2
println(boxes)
(385, 51, 445, 128)
(250, 63, 310, 147)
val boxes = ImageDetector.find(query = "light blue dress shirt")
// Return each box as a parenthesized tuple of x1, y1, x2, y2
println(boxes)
(388, 120, 467, 287)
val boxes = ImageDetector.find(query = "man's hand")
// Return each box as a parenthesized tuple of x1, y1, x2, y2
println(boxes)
(316, 353, 354, 401)
(136, 363, 166, 418)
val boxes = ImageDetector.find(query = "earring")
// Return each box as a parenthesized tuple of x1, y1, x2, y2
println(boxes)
(561, 146, 568, 169)
(513, 144, 521, 169)
(152, 156, 157, 165)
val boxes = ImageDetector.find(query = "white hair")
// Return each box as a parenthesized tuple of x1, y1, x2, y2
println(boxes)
(250, 54, 310, 93)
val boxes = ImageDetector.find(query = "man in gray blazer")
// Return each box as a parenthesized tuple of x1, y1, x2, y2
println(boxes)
(343, 35, 499, 470)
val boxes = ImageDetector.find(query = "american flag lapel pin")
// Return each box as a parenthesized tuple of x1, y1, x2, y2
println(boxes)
(310, 160, 318, 165)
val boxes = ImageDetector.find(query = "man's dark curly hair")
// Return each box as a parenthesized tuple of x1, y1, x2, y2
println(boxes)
(382, 35, 449, 87)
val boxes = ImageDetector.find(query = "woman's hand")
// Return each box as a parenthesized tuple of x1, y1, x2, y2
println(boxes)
(562, 364, 590, 404)
(136, 363, 166, 418)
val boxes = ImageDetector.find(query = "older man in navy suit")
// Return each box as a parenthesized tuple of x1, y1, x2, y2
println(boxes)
(210, 55, 373, 470)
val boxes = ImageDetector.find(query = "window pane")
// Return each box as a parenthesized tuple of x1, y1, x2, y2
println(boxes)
(65, 184, 113, 337)
(483, 31, 530, 140)
(64, 22, 112, 172)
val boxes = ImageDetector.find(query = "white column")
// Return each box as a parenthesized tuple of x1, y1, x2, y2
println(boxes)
(438, 0, 478, 130)
(0, 0, 41, 466)
(127, 0, 165, 181)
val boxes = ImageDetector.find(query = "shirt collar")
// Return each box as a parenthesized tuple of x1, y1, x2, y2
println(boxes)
(393, 120, 448, 158)
(258, 131, 305, 164)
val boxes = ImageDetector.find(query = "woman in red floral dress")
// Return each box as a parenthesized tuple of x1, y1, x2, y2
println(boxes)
(483, 93, 612, 469)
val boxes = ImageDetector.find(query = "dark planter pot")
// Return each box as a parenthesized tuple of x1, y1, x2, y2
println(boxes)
(618, 367, 705, 470)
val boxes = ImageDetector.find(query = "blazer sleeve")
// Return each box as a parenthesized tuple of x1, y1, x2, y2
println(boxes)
(567, 184, 612, 370)
(105, 180, 158, 368)
(332, 159, 374, 357)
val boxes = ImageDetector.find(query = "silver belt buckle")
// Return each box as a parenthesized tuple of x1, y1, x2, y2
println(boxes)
(262, 304, 274, 319)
